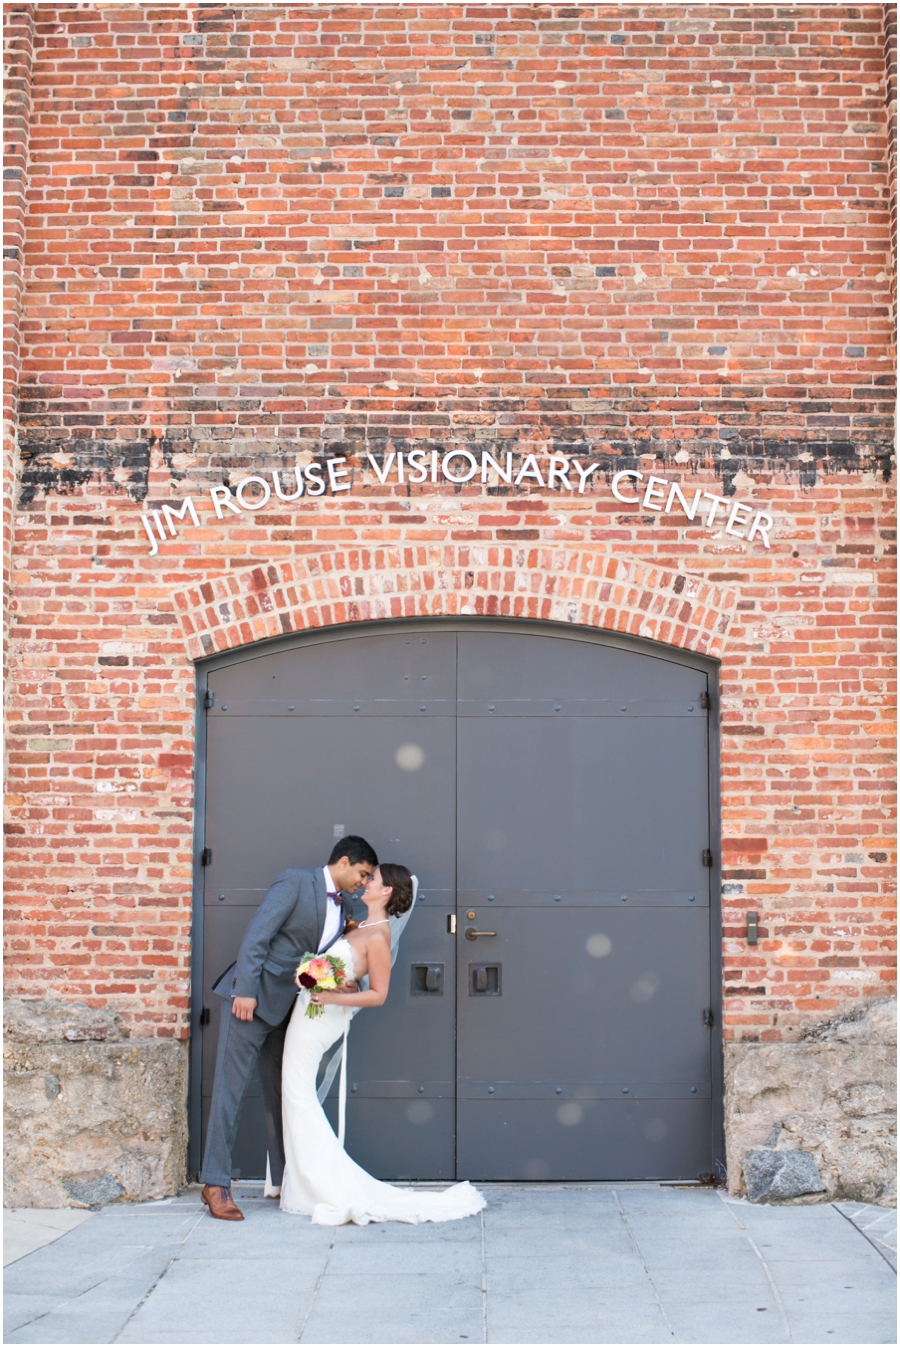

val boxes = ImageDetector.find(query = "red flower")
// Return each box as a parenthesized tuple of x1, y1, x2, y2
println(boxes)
(298, 972, 316, 990)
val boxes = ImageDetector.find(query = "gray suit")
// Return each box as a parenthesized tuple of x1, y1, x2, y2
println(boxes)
(200, 866, 358, 1189)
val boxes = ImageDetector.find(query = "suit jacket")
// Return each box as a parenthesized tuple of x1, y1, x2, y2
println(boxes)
(214, 867, 359, 1027)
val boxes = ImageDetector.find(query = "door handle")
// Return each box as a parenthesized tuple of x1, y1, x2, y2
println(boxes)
(465, 927, 497, 941)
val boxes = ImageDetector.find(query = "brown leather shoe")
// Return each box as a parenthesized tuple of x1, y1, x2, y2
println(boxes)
(201, 1184, 244, 1221)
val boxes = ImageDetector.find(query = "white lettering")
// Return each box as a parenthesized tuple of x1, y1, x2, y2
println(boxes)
(235, 475, 271, 511)
(547, 455, 573, 491)
(406, 450, 429, 484)
(327, 458, 351, 493)
(304, 462, 326, 496)
(515, 454, 545, 487)
(431, 449, 439, 483)
(572, 460, 599, 494)
(272, 468, 305, 501)
(703, 491, 731, 527)
(161, 496, 200, 538)
(481, 450, 513, 484)
(725, 500, 753, 538)
(611, 470, 643, 503)
(210, 484, 242, 518)
(365, 451, 396, 485)
(747, 511, 773, 549)
(152, 510, 168, 540)
(665, 481, 703, 521)
(642, 475, 668, 511)
(140, 514, 159, 556)
(442, 450, 479, 483)
(396, 453, 405, 484)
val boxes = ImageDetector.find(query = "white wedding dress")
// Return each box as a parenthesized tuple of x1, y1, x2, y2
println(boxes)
(278, 937, 486, 1226)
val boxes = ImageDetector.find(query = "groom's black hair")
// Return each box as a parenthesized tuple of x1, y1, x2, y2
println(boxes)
(328, 835, 378, 868)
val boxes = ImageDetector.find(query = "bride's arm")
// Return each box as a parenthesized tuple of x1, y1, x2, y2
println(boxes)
(311, 937, 390, 1009)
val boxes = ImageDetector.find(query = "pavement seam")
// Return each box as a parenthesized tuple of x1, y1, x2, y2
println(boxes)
(5, 1244, 155, 1340)
(480, 1207, 488, 1344)
(296, 1226, 337, 1343)
(611, 1188, 676, 1340)
(718, 1193, 793, 1343)
(110, 1254, 177, 1344)
(834, 1203, 898, 1272)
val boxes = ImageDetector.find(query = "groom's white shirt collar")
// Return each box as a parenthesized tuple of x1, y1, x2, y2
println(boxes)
(318, 866, 343, 951)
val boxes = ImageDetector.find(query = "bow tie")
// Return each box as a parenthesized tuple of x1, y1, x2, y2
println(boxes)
(327, 890, 344, 907)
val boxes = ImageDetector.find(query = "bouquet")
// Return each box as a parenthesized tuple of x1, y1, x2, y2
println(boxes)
(295, 952, 348, 1018)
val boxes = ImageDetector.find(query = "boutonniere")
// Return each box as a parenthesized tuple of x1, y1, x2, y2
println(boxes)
(342, 918, 359, 935)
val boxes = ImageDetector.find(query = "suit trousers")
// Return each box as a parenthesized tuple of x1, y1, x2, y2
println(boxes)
(199, 1003, 292, 1189)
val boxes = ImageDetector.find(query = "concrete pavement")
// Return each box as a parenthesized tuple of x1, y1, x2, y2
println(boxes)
(4, 1183, 896, 1345)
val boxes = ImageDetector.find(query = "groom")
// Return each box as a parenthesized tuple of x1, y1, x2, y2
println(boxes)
(200, 835, 378, 1220)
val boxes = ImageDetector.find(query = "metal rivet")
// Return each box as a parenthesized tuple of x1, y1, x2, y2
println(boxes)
(554, 704, 561, 711)
(488, 704, 495, 711)
(689, 895, 696, 902)
(488, 894, 495, 901)
(621, 895, 628, 902)
(354, 704, 360, 711)
(218, 894, 225, 902)
(418, 1086, 425, 1094)
(222, 705, 228, 711)
(488, 1086, 495, 1094)
(288, 705, 295, 711)
(554, 895, 561, 902)
(352, 1083, 358, 1092)
(691, 1086, 698, 1094)
(555, 1087, 562, 1095)
(688, 705, 694, 712)
(622, 1087, 629, 1094)
(620, 705, 626, 712)
(420, 705, 426, 712)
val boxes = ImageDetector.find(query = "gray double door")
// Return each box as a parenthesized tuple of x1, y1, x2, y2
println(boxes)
(197, 624, 718, 1182)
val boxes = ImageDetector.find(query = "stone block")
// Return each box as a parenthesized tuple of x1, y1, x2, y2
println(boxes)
(725, 997, 896, 1205)
(742, 1148, 826, 1203)
(3, 998, 188, 1209)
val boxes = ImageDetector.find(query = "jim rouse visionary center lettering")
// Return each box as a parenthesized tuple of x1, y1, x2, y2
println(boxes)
(140, 451, 774, 556)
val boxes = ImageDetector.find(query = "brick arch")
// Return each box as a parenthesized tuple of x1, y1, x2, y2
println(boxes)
(173, 544, 738, 662)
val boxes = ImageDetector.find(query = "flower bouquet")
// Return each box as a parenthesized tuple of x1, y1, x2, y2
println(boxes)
(295, 952, 348, 1018)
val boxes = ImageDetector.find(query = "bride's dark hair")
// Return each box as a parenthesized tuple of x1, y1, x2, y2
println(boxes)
(378, 863, 414, 918)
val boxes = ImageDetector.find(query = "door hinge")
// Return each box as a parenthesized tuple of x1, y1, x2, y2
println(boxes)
(199, 1006, 210, 1027)
(201, 846, 212, 867)
(700, 690, 711, 710)
(702, 848, 713, 867)
(702, 1007, 715, 1028)
(447, 914, 457, 935)
(203, 688, 214, 710)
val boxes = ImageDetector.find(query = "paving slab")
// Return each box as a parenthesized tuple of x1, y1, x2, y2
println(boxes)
(3, 1213, 95, 1268)
(3, 1184, 896, 1345)
(835, 1201, 898, 1270)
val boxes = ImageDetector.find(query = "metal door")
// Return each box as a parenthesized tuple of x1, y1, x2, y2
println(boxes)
(192, 621, 719, 1182)
(455, 631, 715, 1179)
(197, 632, 458, 1180)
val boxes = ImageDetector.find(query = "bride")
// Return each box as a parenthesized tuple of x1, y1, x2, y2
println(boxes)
(279, 862, 486, 1226)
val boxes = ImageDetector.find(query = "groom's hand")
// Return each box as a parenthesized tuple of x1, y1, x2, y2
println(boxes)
(232, 996, 257, 1022)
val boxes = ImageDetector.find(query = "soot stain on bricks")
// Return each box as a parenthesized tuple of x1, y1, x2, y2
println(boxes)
(16, 436, 153, 507)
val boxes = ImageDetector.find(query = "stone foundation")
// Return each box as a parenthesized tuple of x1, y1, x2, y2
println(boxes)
(3, 1000, 188, 1208)
(725, 998, 897, 1206)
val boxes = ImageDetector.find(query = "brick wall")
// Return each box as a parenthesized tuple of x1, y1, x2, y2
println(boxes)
(5, 3, 895, 1062)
